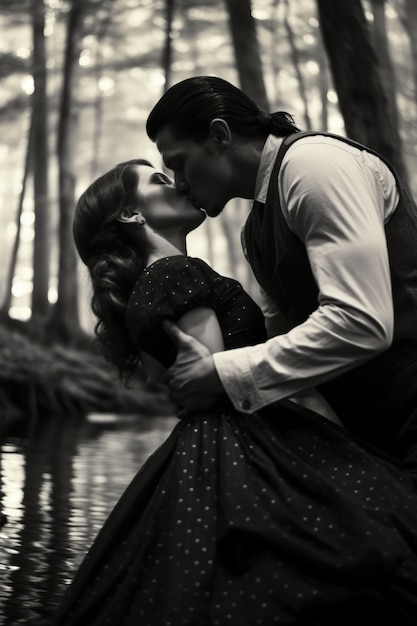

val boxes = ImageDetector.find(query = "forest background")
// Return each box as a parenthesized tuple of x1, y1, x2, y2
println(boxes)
(1, 0, 417, 427)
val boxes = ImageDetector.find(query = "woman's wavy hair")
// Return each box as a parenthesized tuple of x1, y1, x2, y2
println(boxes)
(146, 75, 300, 141)
(73, 158, 152, 381)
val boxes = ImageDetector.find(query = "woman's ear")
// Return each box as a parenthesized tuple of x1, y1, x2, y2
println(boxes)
(208, 118, 232, 147)
(117, 209, 133, 223)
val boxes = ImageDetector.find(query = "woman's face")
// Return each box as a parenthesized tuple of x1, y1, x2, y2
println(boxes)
(135, 164, 206, 232)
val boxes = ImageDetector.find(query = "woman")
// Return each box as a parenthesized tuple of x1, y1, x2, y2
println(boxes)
(52, 159, 417, 625)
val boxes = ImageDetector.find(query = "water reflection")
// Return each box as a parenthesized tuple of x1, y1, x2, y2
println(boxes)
(0, 413, 176, 625)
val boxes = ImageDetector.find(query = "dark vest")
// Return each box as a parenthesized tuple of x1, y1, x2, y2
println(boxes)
(244, 131, 417, 459)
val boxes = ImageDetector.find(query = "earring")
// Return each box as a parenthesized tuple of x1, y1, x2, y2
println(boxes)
(117, 211, 147, 225)
(135, 212, 146, 225)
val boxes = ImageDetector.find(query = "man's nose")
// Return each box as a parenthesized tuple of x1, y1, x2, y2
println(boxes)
(175, 175, 189, 194)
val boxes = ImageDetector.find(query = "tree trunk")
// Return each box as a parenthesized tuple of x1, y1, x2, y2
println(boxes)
(283, 0, 312, 130)
(90, 0, 115, 180)
(269, 0, 282, 105)
(224, 0, 269, 110)
(402, 0, 417, 112)
(162, 0, 175, 90)
(317, 35, 329, 130)
(32, 0, 50, 319)
(370, 0, 405, 166)
(0, 115, 34, 320)
(316, 0, 408, 181)
(50, 0, 85, 340)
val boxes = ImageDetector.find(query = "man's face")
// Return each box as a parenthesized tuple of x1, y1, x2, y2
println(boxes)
(155, 125, 234, 217)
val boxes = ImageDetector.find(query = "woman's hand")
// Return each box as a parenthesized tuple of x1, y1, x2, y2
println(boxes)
(163, 320, 227, 416)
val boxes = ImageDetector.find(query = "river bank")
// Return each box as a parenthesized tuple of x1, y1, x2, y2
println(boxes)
(0, 321, 173, 436)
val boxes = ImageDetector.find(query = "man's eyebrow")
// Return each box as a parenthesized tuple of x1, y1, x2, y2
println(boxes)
(163, 153, 181, 169)
(164, 159, 173, 169)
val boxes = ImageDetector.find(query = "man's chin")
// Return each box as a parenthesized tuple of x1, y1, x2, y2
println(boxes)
(205, 204, 225, 218)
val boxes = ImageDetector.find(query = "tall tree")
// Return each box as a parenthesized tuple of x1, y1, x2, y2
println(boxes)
(398, 0, 417, 112)
(224, 0, 269, 110)
(370, 0, 404, 158)
(0, 116, 34, 321)
(90, 0, 116, 180)
(32, 0, 50, 319)
(317, 32, 329, 130)
(162, 0, 175, 90)
(222, 0, 271, 293)
(316, 0, 407, 181)
(269, 0, 282, 106)
(283, 0, 312, 130)
(50, 0, 85, 340)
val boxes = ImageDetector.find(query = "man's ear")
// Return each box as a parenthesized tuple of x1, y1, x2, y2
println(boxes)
(208, 118, 232, 147)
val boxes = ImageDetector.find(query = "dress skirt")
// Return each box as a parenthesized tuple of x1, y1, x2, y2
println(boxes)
(52, 403, 417, 626)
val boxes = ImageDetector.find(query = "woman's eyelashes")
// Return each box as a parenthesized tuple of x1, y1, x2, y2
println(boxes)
(151, 172, 173, 184)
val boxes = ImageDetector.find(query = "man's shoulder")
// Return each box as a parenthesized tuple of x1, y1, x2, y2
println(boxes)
(281, 131, 381, 162)
(283, 131, 362, 151)
(279, 133, 363, 172)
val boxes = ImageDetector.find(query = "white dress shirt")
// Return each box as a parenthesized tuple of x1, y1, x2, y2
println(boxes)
(213, 134, 399, 415)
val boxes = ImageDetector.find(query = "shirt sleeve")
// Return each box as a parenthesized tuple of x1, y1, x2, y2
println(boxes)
(214, 139, 395, 414)
(259, 287, 292, 338)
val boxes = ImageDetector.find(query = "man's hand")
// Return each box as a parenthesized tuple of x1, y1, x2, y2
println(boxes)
(163, 320, 227, 415)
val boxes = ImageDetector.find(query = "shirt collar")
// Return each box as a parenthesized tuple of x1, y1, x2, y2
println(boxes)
(255, 134, 285, 203)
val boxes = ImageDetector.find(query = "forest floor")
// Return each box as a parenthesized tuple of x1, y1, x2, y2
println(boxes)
(0, 319, 173, 437)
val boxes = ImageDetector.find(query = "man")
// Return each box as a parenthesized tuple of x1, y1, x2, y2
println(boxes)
(146, 75, 417, 461)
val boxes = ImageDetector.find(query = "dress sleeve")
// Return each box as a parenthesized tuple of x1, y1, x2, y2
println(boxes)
(125, 257, 217, 367)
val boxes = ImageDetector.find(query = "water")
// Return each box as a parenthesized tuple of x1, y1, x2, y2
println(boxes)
(0, 413, 177, 625)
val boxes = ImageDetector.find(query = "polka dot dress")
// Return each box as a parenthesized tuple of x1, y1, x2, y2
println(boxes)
(52, 257, 417, 625)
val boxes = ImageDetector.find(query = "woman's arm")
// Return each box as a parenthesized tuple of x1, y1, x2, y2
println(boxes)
(288, 389, 343, 426)
(140, 306, 224, 383)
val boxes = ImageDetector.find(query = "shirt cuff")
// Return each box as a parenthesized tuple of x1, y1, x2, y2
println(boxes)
(213, 348, 263, 414)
